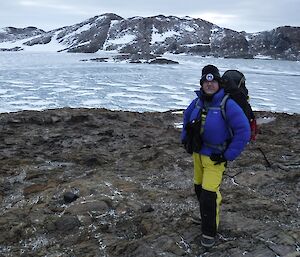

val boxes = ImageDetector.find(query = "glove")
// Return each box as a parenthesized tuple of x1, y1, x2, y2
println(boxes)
(183, 141, 193, 154)
(210, 153, 227, 165)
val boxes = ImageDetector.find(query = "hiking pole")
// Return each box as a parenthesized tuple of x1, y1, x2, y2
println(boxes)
(257, 147, 271, 167)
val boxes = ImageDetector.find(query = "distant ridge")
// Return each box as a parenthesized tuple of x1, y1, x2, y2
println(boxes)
(0, 13, 299, 61)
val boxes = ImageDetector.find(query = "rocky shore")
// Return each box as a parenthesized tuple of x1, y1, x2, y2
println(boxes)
(0, 108, 299, 257)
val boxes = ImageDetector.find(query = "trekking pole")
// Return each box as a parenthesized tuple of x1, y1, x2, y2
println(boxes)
(257, 147, 271, 167)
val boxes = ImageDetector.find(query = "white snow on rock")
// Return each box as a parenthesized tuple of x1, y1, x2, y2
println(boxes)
(180, 24, 195, 32)
(151, 29, 181, 44)
(0, 31, 64, 52)
(67, 24, 93, 38)
(106, 34, 136, 45)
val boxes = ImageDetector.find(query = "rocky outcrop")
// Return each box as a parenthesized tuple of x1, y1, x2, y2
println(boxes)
(0, 26, 44, 43)
(247, 26, 300, 61)
(0, 14, 299, 60)
(61, 13, 123, 53)
(0, 108, 299, 256)
(23, 34, 52, 46)
(82, 54, 179, 64)
(148, 58, 179, 64)
(210, 27, 252, 58)
(0, 46, 23, 52)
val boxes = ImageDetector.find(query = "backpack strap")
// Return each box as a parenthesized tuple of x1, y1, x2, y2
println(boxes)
(220, 94, 234, 138)
(220, 94, 229, 118)
(237, 75, 245, 88)
(195, 98, 201, 109)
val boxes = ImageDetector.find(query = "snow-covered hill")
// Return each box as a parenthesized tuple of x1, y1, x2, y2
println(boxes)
(0, 13, 299, 61)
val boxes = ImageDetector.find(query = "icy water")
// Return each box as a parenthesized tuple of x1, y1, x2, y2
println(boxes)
(0, 52, 299, 113)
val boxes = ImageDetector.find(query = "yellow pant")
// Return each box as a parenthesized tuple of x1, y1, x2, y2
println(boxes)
(193, 153, 225, 236)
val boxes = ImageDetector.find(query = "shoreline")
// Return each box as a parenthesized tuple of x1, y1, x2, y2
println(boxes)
(1, 106, 300, 115)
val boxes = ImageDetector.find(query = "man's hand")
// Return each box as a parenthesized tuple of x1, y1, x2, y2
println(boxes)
(210, 154, 226, 165)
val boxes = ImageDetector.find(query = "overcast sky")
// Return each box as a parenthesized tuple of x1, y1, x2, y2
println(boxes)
(1, 0, 299, 33)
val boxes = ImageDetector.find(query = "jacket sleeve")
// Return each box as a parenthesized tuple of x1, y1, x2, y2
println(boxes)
(223, 99, 251, 161)
(181, 99, 197, 143)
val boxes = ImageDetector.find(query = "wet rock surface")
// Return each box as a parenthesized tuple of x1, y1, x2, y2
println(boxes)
(0, 108, 299, 256)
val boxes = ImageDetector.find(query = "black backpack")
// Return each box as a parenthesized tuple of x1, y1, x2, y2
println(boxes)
(221, 70, 257, 140)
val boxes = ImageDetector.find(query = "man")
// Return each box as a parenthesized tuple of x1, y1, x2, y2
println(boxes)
(181, 65, 250, 247)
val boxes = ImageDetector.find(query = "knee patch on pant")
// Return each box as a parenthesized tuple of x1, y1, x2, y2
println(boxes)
(200, 189, 217, 237)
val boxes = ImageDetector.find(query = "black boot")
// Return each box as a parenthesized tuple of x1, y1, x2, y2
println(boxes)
(199, 189, 217, 238)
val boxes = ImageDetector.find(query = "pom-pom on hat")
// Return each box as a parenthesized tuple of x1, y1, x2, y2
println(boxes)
(200, 65, 221, 85)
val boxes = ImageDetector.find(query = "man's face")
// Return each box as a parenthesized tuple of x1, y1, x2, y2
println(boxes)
(202, 80, 219, 95)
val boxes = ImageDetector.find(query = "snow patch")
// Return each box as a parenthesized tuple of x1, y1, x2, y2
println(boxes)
(77, 41, 91, 47)
(156, 17, 170, 22)
(183, 16, 193, 20)
(0, 37, 28, 49)
(254, 54, 273, 60)
(180, 24, 195, 32)
(184, 43, 210, 47)
(110, 20, 120, 28)
(25, 31, 64, 52)
(151, 30, 181, 44)
(96, 16, 106, 22)
(0, 31, 64, 52)
(67, 24, 93, 38)
(131, 16, 143, 20)
(211, 27, 220, 33)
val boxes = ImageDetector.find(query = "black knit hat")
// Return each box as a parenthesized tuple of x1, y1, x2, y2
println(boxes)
(200, 65, 221, 85)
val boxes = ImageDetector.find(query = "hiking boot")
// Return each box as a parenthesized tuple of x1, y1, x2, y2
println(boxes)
(201, 234, 216, 248)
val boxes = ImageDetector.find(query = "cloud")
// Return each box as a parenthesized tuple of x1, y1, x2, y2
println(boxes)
(189, 12, 237, 27)
(0, 0, 299, 32)
(19, 0, 89, 14)
(20, 0, 68, 9)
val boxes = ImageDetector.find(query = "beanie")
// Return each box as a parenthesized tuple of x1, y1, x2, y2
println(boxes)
(200, 65, 221, 85)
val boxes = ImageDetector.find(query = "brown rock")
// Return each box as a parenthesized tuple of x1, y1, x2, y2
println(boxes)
(0, 108, 298, 257)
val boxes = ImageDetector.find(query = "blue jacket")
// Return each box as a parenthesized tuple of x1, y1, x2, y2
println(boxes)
(181, 88, 250, 161)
